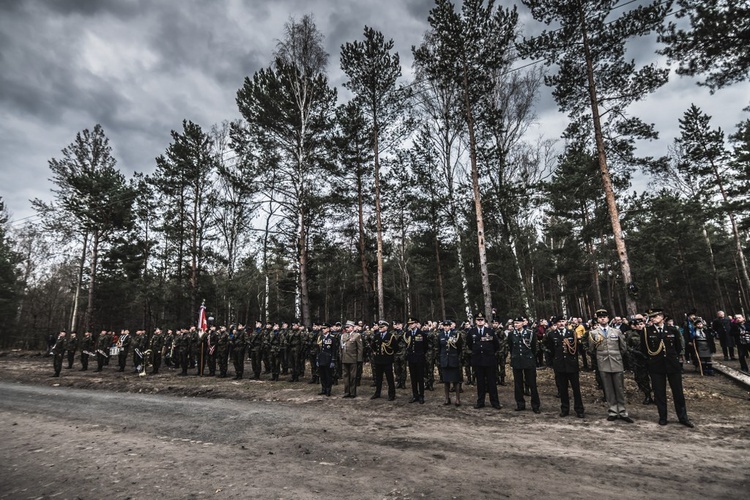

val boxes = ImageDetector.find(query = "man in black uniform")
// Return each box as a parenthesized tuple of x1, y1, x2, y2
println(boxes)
(370, 321, 397, 401)
(150, 328, 165, 374)
(64, 332, 78, 369)
(95, 329, 110, 372)
(546, 316, 584, 418)
(204, 326, 219, 376)
(466, 312, 502, 409)
(117, 329, 131, 372)
(641, 308, 694, 427)
(405, 318, 429, 404)
(231, 324, 247, 379)
(51, 331, 66, 377)
(508, 317, 540, 413)
(317, 324, 336, 396)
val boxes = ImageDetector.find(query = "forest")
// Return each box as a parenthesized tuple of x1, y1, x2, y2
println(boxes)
(0, 0, 748, 348)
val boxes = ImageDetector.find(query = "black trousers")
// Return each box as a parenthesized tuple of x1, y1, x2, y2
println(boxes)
(373, 362, 396, 398)
(152, 353, 162, 374)
(232, 348, 246, 377)
(96, 352, 106, 371)
(66, 351, 75, 368)
(555, 371, 583, 415)
(513, 367, 540, 410)
(80, 352, 89, 370)
(409, 362, 425, 399)
(474, 365, 499, 406)
(53, 353, 63, 375)
(119, 351, 129, 371)
(738, 344, 749, 372)
(319, 364, 333, 394)
(649, 371, 688, 421)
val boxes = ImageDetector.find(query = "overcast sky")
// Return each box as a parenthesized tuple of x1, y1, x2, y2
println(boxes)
(1, 0, 748, 226)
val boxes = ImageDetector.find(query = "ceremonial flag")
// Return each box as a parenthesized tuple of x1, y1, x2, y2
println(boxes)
(198, 302, 208, 332)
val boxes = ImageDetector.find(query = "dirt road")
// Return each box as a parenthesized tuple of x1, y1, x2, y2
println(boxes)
(1, 353, 749, 499)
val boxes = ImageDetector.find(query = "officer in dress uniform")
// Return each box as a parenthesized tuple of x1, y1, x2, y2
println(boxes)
(204, 326, 219, 376)
(589, 308, 633, 423)
(51, 331, 66, 377)
(508, 316, 540, 413)
(624, 314, 654, 404)
(317, 324, 336, 396)
(95, 330, 110, 372)
(370, 321, 397, 401)
(546, 316, 584, 418)
(79, 331, 93, 371)
(437, 320, 463, 406)
(405, 317, 429, 404)
(150, 328, 165, 374)
(641, 308, 694, 427)
(466, 312, 502, 409)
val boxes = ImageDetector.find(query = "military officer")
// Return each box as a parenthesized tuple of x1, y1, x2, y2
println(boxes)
(230, 324, 247, 379)
(117, 329, 131, 372)
(95, 329, 110, 372)
(624, 314, 654, 404)
(286, 322, 305, 382)
(466, 312, 502, 409)
(508, 317, 540, 413)
(247, 322, 264, 380)
(437, 320, 463, 406)
(641, 308, 694, 427)
(64, 331, 78, 369)
(546, 316, 584, 418)
(266, 323, 283, 381)
(370, 320, 397, 401)
(589, 308, 633, 423)
(150, 328, 165, 374)
(216, 326, 230, 378)
(204, 326, 219, 376)
(340, 320, 364, 398)
(405, 317, 429, 404)
(51, 331, 66, 377)
(317, 323, 336, 396)
(393, 320, 407, 389)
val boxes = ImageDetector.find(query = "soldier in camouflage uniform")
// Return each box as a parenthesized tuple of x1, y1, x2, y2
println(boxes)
(461, 322, 474, 386)
(307, 323, 321, 384)
(494, 319, 508, 386)
(64, 332, 78, 369)
(150, 328, 165, 374)
(117, 329, 132, 372)
(79, 331, 93, 371)
(265, 323, 284, 381)
(625, 314, 653, 404)
(392, 320, 407, 389)
(230, 325, 247, 379)
(280, 321, 290, 375)
(204, 326, 219, 376)
(95, 330, 110, 372)
(424, 322, 438, 391)
(51, 331, 66, 377)
(163, 330, 174, 368)
(132, 330, 147, 373)
(286, 323, 305, 382)
(262, 322, 273, 374)
(216, 326, 230, 378)
(175, 329, 190, 375)
(246, 322, 264, 380)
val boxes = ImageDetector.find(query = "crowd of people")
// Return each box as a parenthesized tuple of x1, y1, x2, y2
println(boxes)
(47, 307, 750, 428)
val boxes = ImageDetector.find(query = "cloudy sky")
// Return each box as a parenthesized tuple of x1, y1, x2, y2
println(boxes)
(1, 0, 748, 225)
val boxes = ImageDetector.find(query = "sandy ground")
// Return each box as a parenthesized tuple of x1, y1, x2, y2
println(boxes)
(1, 351, 749, 499)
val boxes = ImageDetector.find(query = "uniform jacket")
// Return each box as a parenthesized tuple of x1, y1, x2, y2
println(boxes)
(370, 330, 396, 364)
(466, 326, 499, 367)
(317, 332, 337, 367)
(340, 331, 364, 364)
(640, 324, 683, 374)
(438, 329, 462, 369)
(508, 328, 537, 370)
(405, 328, 429, 364)
(588, 325, 627, 373)
(545, 328, 580, 373)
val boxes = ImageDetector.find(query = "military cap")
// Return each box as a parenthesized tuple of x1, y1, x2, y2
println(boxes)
(514, 316, 525, 322)
(407, 317, 419, 324)
(595, 308, 609, 318)
(378, 320, 390, 327)
(646, 308, 664, 318)
(441, 319, 452, 326)
(688, 307, 697, 316)
(475, 312, 486, 321)
(334, 321, 342, 327)
(322, 323, 331, 328)
(551, 315, 565, 323)
(345, 320, 355, 327)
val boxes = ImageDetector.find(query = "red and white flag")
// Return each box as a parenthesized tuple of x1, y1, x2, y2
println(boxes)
(198, 302, 208, 332)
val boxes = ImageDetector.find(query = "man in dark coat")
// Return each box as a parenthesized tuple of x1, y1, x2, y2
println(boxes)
(641, 308, 694, 427)
(711, 310, 735, 361)
(370, 321, 397, 401)
(466, 312, 503, 409)
(545, 316, 584, 418)
(508, 317, 540, 413)
(404, 318, 429, 404)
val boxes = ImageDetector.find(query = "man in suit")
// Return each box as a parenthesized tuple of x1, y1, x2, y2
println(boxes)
(641, 308, 694, 427)
(466, 312, 503, 409)
(589, 308, 633, 423)
(340, 320, 363, 398)
(508, 316, 540, 413)
(405, 317, 429, 404)
(370, 321, 396, 401)
(546, 316, 584, 418)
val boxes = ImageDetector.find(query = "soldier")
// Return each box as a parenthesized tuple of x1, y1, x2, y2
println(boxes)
(230, 324, 247, 379)
(340, 320, 363, 398)
(262, 322, 272, 374)
(163, 329, 174, 368)
(216, 326, 230, 378)
(117, 329, 131, 372)
(370, 321, 397, 401)
(424, 322, 438, 391)
(79, 331, 93, 371)
(51, 331, 66, 377)
(150, 328, 165, 374)
(331, 322, 342, 385)
(437, 320, 463, 406)
(280, 321, 290, 375)
(175, 329, 190, 376)
(405, 317, 429, 404)
(508, 317, 540, 413)
(307, 323, 321, 384)
(64, 331, 78, 369)
(188, 326, 202, 374)
(317, 323, 336, 396)
(393, 320, 407, 389)
(461, 321, 475, 386)
(286, 322, 305, 382)
(732, 313, 750, 373)
(624, 314, 654, 404)
(95, 329, 110, 372)
(641, 308, 694, 427)
(546, 316, 584, 418)
(466, 313, 503, 409)
(246, 322, 264, 380)
(265, 323, 283, 381)
(204, 326, 219, 376)
(589, 308, 633, 423)
(132, 330, 147, 373)
(494, 319, 508, 386)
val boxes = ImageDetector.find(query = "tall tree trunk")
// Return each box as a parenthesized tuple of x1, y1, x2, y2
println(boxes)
(262, 201, 273, 324)
(357, 170, 372, 322)
(373, 127, 386, 320)
(70, 230, 88, 332)
(84, 231, 100, 332)
(462, 63, 492, 320)
(701, 225, 725, 311)
(508, 234, 531, 313)
(579, 5, 637, 315)
(434, 234, 446, 320)
(298, 208, 311, 327)
(455, 230, 472, 321)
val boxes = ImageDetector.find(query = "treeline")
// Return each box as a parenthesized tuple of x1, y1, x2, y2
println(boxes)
(1, 0, 749, 349)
